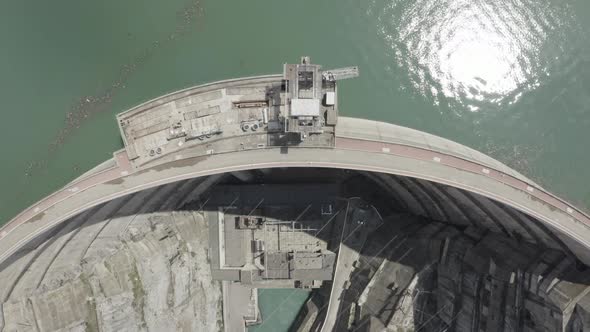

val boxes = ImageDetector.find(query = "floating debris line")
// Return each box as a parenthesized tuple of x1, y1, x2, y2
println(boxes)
(22, 0, 203, 179)
(3, 1, 204, 221)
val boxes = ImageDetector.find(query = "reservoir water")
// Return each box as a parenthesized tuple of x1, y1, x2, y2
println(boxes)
(1, 0, 589, 330)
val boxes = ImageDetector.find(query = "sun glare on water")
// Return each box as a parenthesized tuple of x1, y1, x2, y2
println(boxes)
(376, 0, 576, 112)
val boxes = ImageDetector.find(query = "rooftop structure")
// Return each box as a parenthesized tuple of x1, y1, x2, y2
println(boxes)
(117, 57, 358, 168)
(207, 185, 338, 289)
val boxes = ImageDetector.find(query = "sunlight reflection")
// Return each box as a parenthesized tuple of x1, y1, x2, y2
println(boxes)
(377, 0, 575, 112)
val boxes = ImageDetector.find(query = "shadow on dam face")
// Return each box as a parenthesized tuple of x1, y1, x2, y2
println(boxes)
(0, 167, 588, 331)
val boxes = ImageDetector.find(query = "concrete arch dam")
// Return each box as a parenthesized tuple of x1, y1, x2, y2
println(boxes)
(0, 58, 589, 331)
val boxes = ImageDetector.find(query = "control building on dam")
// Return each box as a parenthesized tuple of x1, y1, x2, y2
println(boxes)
(1, 57, 590, 331)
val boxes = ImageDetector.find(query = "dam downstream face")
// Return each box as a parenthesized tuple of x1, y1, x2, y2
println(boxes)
(0, 168, 589, 332)
(1, 53, 588, 331)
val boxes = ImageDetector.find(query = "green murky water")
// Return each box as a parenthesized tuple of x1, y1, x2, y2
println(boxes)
(1, 0, 590, 329)
(249, 289, 311, 332)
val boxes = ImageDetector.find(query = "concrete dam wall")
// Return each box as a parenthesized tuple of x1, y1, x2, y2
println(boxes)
(0, 169, 588, 331)
(1, 59, 589, 331)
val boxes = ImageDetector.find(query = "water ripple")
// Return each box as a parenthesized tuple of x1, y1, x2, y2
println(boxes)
(372, 0, 580, 113)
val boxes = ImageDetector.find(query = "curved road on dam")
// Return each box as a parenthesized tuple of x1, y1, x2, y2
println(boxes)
(1, 77, 590, 269)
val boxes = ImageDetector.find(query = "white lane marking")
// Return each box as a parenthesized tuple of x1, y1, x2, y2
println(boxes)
(33, 207, 40, 213)
(526, 186, 535, 192)
(433, 157, 441, 163)
(566, 207, 574, 214)
(67, 187, 79, 192)
(120, 171, 129, 176)
(382, 147, 390, 153)
(482, 168, 490, 174)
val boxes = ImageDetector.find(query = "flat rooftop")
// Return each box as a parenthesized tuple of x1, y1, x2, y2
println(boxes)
(207, 184, 343, 289)
(116, 57, 358, 169)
